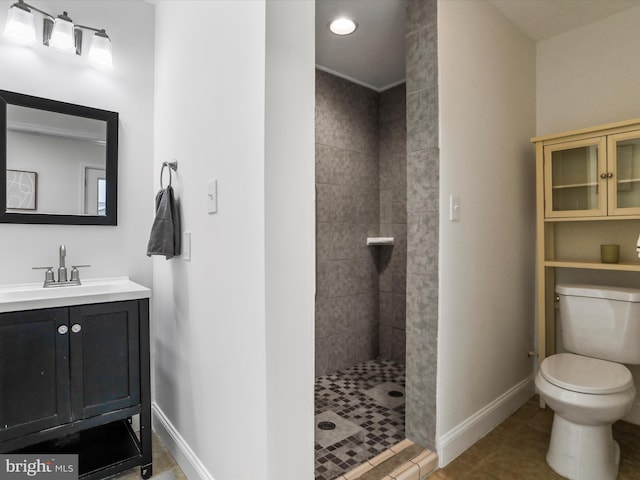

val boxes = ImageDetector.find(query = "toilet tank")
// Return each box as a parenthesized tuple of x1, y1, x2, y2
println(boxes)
(557, 284, 640, 364)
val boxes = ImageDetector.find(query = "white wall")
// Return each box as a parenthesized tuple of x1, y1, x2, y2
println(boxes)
(437, 0, 537, 464)
(153, 1, 315, 479)
(537, 5, 640, 136)
(265, 1, 315, 478)
(537, 4, 640, 424)
(0, 0, 154, 287)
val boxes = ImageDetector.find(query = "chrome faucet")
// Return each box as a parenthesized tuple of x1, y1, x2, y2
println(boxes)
(58, 244, 68, 282)
(33, 245, 90, 287)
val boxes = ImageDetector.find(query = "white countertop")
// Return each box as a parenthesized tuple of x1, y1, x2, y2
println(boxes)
(0, 277, 151, 313)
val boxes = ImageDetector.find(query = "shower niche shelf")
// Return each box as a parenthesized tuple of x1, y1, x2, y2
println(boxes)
(366, 237, 394, 246)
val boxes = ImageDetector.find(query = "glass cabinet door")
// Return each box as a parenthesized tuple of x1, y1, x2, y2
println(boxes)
(608, 131, 640, 216)
(544, 137, 607, 218)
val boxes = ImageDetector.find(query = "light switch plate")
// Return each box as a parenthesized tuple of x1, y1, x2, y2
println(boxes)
(207, 179, 217, 214)
(450, 195, 460, 221)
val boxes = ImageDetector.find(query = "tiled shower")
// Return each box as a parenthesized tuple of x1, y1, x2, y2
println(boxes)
(314, 1, 439, 477)
(315, 70, 407, 375)
(314, 70, 408, 480)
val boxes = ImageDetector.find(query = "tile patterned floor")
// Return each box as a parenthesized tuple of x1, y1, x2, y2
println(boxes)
(430, 395, 640, 480)
(315, 359, 406, 480)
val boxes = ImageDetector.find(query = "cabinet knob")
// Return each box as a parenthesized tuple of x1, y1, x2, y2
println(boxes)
(71, 324, 82, 334)
(607, 172, 614, 178)
(58, 325, 68, 335)
(600, 173, 608, 179)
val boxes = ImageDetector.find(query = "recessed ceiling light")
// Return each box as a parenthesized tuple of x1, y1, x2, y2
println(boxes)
(329, 17, 357, 36)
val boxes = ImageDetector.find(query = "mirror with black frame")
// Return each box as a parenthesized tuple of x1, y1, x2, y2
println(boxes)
(0, 90, 118, 225)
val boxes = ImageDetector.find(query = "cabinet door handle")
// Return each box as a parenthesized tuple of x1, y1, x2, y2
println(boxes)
(607, 172, 614, 178)
(71, 324, 82, 334)
(58, 325, 69, 335)
(600, 173, 608, 179)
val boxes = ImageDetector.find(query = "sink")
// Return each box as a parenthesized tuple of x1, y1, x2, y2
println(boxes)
(0, 277, 150, 313)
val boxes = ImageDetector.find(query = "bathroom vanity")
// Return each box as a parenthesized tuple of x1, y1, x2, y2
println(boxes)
(0, 278, 152, 480)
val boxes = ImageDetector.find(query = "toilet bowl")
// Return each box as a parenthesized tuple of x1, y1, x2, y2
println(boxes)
(536, 353, 635, 480)
(535, 284, 640, 480)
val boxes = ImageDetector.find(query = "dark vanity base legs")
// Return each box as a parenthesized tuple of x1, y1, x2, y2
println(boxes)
(141, 463, 153, 479)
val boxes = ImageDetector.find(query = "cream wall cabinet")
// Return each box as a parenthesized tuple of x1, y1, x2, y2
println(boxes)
(544, 131, 640, 219)
(533, 119, 640, 365)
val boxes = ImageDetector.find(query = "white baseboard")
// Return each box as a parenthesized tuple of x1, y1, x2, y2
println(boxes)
(152, 403, 215, 480)
(436, 375, 535, 467)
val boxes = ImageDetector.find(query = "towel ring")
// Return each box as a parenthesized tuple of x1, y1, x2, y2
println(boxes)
(161, 161, 178, 188)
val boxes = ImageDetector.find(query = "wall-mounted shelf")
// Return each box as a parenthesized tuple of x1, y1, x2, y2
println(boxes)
(552, 182, 597, 189)
(545, 215, 640, 222)
(544, 260, 640, 272)
(366, 237, 394, 246)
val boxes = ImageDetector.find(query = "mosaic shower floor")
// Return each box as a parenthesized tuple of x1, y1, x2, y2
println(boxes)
(314, 359, 406, 480)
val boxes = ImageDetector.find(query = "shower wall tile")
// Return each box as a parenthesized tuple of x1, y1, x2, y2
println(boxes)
(316, 70, 381, 375)
(316, 144, 332, 184)
(354, 293, 380, 330)
(315, 295, 351, 339)
(406, 0, 438, 451)
(380, 120, 407, 159)
(380, 190, 394, 224)
(407, 148, 439, 213)
(380, 173, 393, 191)
(379, 265, 393, 293)
(391, 152, 408, 190)
(356, 223, 381, 259)
(393, 188, 408, 224)
(378, 83, 407, 366)
(317, 222, 356, 261)
(406, 273, 439, 332)
(330, 148, 357, 186)
(407, 212, 439, 275)
(406, 28, 438, 94)
(380, 292, 394, 327)
(392, 327, 407, 365)
(316, 184, 332, 223)
(354, 189, 376, 224)
(393, 271, 407, 294)
(405, 385, 437, 447)
(392, 293, 407, 330)
(406, 0, 436, 39)
(380, 325, 393, 360)
(380, 84, 406, 120)
(316, 222, 332, 260)
(407, 89, 439, 153)
(391, 223, 408, 266)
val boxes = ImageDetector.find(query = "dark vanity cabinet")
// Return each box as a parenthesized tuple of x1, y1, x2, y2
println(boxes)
(0, 299, 151, 480)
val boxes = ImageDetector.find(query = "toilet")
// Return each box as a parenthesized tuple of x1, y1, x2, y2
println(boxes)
(535, 284, 640, 480)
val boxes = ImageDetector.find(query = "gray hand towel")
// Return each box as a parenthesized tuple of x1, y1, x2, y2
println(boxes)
(147, 186, 181, 259)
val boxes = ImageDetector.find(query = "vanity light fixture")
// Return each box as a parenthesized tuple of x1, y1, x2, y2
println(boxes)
(329, 17, 357, 36)
(3, 0, 113, 67)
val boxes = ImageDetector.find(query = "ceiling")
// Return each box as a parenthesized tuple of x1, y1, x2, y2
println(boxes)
(489, 0, 640, 41)
(315, 0, 408, 92)
(315, 0, 640, 92)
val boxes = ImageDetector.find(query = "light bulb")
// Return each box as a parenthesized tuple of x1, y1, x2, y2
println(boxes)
(329, 18, 357, 36)
(87, 30, 113, 68)
(3, 2, 36, 44)
(48, 12, 76, 53)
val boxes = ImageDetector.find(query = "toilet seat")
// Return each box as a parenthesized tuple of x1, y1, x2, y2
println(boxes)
(541, 353, 633, 395)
